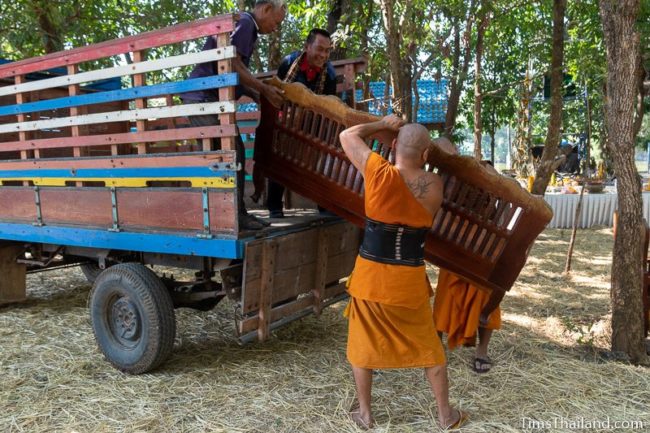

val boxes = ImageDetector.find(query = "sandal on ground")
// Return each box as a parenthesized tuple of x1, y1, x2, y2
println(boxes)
(444, 409, 469, 430)
(472, 357, 492, 374)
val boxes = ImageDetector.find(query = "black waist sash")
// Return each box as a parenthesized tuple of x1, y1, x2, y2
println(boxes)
(359, 217, 429, 267)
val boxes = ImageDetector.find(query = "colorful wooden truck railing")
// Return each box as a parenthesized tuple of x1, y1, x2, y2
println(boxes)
(0, 14, 362, 374)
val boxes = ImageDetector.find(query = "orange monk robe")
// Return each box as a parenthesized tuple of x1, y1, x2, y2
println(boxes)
(345, 152, 445, 369)
(433, 270, 501, 350)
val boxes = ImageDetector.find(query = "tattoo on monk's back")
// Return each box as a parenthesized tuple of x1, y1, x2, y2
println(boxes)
(406, 175, 435, 199)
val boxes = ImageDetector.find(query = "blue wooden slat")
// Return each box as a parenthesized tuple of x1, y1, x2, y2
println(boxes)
(236, 119, 259, 128)
(0, 166, 235, 179)
(0, 222, 244, 259)
(0, 73, 239, 116)
(238, 102, 258, 112)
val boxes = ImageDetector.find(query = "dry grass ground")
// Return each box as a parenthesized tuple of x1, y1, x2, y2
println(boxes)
(1, 227, 649, 432)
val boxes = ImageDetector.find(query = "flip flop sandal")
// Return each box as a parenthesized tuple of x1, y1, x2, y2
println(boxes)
(472, 357, 493, 374)
(444, 409, 469, 430)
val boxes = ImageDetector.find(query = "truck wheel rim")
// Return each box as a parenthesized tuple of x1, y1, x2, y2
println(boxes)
(109, 297, 142, 347)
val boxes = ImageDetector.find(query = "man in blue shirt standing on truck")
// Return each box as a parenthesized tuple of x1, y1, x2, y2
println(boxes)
(183, 0, 286, 230)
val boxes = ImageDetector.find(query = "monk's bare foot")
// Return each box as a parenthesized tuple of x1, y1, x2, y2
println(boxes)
(349, 404, 374, 430)
(439, 408, 469, 430)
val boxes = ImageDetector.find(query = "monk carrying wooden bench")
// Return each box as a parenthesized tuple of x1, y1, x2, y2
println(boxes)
(340, 115, 468, 430)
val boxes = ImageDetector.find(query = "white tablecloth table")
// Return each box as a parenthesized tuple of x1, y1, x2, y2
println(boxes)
(543, 192, 650, 229)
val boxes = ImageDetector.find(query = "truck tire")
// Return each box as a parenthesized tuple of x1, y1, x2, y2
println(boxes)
(89, 263, 176, 374)
(80, 263, 102, 283)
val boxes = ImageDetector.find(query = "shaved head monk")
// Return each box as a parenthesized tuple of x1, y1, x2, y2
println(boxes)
(339, 115, 468, 430)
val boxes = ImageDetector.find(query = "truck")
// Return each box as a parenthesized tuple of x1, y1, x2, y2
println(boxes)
(0, 13, 366, 374)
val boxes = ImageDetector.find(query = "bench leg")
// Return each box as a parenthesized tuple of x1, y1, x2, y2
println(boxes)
(0, 244, 27, 306)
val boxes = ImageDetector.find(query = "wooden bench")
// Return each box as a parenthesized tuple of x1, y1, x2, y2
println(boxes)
(254, 79, 554, 317)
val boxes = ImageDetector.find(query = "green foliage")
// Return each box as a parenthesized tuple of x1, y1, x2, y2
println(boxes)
(0, 0, 646, 158)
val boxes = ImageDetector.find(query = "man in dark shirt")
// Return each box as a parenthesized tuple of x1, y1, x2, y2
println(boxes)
(266, 28, 337, 218)
(183, 0, 286, 230)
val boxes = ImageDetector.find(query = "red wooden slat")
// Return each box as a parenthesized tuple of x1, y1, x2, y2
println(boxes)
(117, 190, 236, 232)
(41, 189, 113, 226)
(0, 189, 37, 221)
(0, 15, 235, 79)
(0, 125, 237, 152)
(239, 126, 257, 134)
(0, 188, 237, 234)
(236, 112, 260, 121)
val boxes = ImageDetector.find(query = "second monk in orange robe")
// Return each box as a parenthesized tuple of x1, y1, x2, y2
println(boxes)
(434, 269, 501, 373)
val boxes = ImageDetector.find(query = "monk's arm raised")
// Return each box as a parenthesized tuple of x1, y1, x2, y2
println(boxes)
(339, 115, 403, 174)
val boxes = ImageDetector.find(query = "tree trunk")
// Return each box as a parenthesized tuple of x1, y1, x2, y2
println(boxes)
(599, 81, 614, 175)
(327, 0, 343, 34)
(565, 181, 585, 273)
(238, 0, 255, 10)
(632, 50, 646, 137)
(445, 21, 462, 136)
(444, 0, 477, 137)
(600, 0, 649, 365)
(490, 123, 496, 165)
(585, 87, 593, 177)
(359, 1, 373, 112)
(383, 76, 391, 116)
(267, 24, 283, 70)
(473, 7, 490, 160)
(531, 0, 566, 196)
(413, 53, 439, 124)
(327, 0, 350, 60)
(413, 80, 420, 123)
(401, 49, 414, 122)
(512, 63, 534, 178)
(31, 0, 63, 53)
(379, 0, 412, 121)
